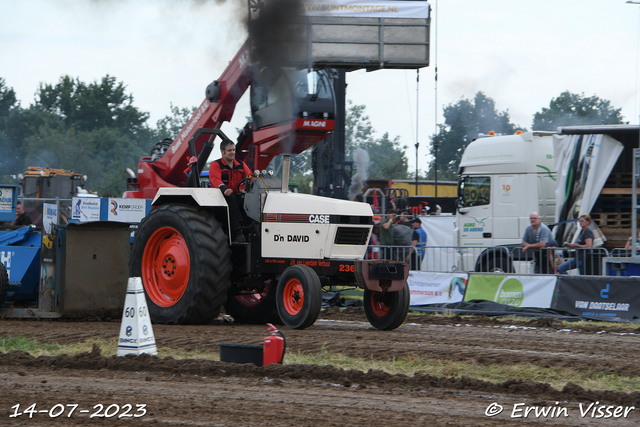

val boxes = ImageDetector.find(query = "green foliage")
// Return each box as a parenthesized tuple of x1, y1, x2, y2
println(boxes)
(428, 92, 525, 180)
(290, 170, 313, 194)
(22, 126, 146, 196)
(153, 103, 196, 141)
(361, 132, 408, 179)
(0, 79, 27, 181)
(0, 75, 153, 195)
(532, 91, 625, 130)
(345, 100, 408, 179)
(35, 75, 150, 137)
(0, 77, 18, 122)
(345, 101, 375, 158)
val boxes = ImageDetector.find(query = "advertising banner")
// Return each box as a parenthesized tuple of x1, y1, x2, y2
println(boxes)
(0, 185, 17, 222)
(38, 203, 58, 313)
(552, 276, 640, 321)
(106, 198, 150, 223)
(409, 272, 468, 306)
(71, 197, 101, 222)
(463, 274, 557, 308)
(302, 0, 430, 18)
(70, 197, 150, 223)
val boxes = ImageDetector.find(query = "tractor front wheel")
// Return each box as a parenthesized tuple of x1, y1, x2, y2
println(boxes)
(276, 265, 322, 329)
(363, 282, 410, 330)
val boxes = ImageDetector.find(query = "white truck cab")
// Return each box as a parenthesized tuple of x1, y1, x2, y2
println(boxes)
(456, 131, 556, 271)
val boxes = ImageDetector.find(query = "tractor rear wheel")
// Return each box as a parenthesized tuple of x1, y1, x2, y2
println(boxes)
(363, 282, 410, 331)
(224, 280, 281, 324)
(0, 262, 8, 306)
(276, 265, 322, 329)
(130, 204, 231, 324)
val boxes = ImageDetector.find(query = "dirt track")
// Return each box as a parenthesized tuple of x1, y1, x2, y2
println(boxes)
(2, 309, 640, 426)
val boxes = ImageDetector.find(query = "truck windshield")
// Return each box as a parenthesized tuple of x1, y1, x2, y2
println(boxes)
(41, 176, 75, 199)
(459, 176, 490, 207)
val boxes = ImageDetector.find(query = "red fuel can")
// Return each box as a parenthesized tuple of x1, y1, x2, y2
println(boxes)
(263, 323, 286, 366)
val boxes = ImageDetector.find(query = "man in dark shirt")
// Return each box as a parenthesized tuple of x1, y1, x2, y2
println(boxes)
(13, 202, 32, 226)
(405, 218, 427, 270)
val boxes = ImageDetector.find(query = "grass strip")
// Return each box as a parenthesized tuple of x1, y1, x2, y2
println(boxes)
(2, 334, 638, 393)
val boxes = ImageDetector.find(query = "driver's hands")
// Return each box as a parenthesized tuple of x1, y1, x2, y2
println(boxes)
(224, 188, 233, 196)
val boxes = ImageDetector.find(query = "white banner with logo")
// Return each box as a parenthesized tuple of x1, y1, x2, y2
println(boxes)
(463, 275, 557, 308)
(409, 271, 468, 306)
(0, 186, 14, 215)
(302, 0, 430, 18)
(39, 203, 58, 313)
(108, 198, 148, 223)
(71, 197, 101, 222)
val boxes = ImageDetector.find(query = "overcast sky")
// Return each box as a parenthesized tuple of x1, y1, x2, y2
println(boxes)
(2, 0, 639, 175)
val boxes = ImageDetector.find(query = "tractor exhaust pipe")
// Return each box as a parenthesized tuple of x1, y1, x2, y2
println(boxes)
(281, 155, 290, 193)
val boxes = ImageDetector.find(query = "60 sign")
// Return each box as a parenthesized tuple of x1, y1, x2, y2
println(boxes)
(124, 306, 147, 318)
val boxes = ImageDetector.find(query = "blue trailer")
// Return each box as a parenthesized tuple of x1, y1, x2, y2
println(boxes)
(0, 225, 42, 306)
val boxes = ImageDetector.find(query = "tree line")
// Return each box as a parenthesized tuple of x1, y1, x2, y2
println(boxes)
(0, 75, 625, 196)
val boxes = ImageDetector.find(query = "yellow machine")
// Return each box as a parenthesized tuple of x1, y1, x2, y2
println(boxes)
(18, 167, 95, 228)
(21, 167, 91, 199)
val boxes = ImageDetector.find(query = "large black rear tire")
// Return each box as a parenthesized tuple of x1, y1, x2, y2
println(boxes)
(0, 262, 8, 306)
(363, 282, 410, 331)
(130, 204, 231, 325)
(224, 280, 281, 324)
(276, 265, 322, 329)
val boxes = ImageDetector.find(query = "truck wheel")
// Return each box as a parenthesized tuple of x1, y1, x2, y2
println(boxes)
(276, 265, 322, 329)
(363, 282, 410, 331)
(224, 280, 281, 324)
(130, 204, 231, 325)
(0, 262, 8, 305)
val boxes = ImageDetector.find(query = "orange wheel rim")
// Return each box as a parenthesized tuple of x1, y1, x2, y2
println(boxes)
(283, 278, 304, 315)
(141, 227, 190, 307)
(370, 292, 390, 317)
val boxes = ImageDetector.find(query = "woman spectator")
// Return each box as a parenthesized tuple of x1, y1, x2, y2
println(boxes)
(558, 214, 593, 275)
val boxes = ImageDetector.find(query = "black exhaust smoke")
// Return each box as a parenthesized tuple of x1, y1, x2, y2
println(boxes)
(246, 0, 304, 67)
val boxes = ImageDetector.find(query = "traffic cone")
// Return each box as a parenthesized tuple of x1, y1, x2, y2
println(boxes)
(116, 277, 157, 356)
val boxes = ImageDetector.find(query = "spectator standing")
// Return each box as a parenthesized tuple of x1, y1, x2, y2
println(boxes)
(380, 209, 397, 260)
(398, 211, 412, 227)
(406, 218, 427, 270)
(13, 202, 32, 226)
(558, 214, 593, 275)
(388, 193, 398, 211)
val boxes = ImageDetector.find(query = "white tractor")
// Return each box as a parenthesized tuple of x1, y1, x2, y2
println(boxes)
(130, 133, 410, 330)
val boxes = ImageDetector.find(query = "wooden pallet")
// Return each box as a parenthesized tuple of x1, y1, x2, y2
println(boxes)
(590, 212, 633, 228)
(593, 195, 631, 213)
(604, 173, 633, 189)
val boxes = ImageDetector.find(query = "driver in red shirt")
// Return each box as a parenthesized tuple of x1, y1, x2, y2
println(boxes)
(209, 140, 252, 243)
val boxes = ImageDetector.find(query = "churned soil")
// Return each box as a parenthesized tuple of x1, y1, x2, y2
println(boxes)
(2, 308, 640, 426)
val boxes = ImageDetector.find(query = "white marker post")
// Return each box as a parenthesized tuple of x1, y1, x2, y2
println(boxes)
(116, 277, 157, 356)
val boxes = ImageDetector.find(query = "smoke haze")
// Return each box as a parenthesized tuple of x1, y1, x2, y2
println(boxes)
(348, 148, 370, 201)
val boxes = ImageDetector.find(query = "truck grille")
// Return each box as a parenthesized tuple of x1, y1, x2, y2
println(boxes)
(334, 227, 369, 245)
